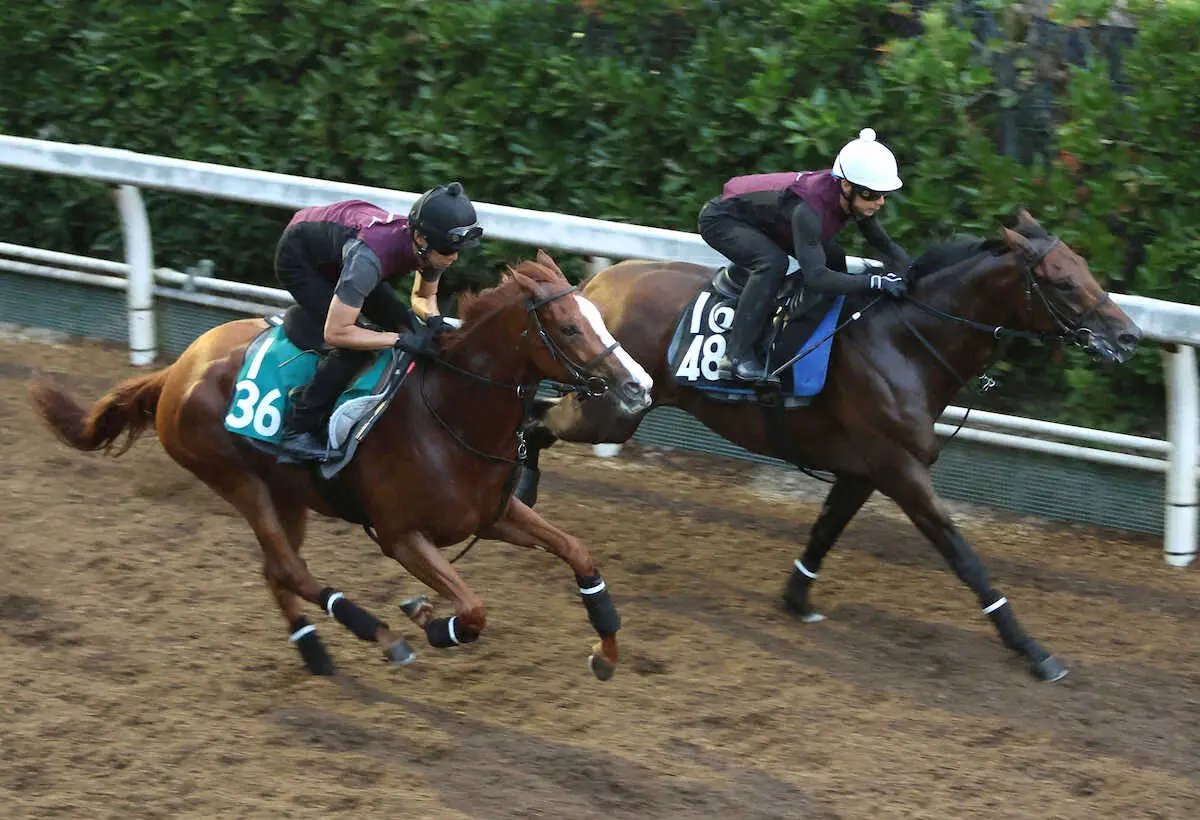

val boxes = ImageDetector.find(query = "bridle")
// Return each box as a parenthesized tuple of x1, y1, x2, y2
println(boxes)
(410, 283, 624, 564)
(524, 287, 617, 400)
(417, 284, 620, 466)
(893, 235, 1113, 445)
(904, 236, 1111, 351)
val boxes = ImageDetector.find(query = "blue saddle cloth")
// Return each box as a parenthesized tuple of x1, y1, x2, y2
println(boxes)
(666, 275, 843, 407)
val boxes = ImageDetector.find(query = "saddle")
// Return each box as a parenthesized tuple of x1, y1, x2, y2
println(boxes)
(223, 310, 421, 480)
(666, 268, 845, 408)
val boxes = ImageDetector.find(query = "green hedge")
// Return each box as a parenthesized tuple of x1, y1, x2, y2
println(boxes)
(1, 0, 1194, 434)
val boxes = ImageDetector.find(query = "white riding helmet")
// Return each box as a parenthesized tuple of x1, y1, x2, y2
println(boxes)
(831, 127, 903, 193)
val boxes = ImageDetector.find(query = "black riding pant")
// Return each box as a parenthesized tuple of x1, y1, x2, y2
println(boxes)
(274, 225, 412, 434)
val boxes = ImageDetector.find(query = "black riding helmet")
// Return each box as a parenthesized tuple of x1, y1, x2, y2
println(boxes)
(408, 182, 483, 254)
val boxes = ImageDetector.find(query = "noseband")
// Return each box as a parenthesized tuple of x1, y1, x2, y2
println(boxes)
(1018, 238, 1111, 348)
(524, 286, 619, 399)
(906, 235, 1110, 348)
(415, 283, 625, 469)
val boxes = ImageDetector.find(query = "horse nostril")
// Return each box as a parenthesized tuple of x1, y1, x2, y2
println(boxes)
(1118, 331, 1140, 348)
(622, 382, 646, 403)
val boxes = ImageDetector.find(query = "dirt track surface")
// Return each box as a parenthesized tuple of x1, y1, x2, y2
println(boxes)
(3, 327, 1199, 819)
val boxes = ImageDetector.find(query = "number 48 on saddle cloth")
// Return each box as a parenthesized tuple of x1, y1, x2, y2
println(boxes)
(666, 279, 845, 406)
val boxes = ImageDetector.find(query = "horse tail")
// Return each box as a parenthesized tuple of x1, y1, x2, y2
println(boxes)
(28, 367, 171, 456)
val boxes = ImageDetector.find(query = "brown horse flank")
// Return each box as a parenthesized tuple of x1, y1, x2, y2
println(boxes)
(30, 251, 653, 679)
(523, 211, 1141, 682)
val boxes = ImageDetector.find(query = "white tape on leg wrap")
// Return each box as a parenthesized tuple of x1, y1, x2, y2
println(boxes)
(579, 580, 607, 596)
(447, 616, 459, 645)
(324, 592, 345, 617)
(794, 560, 818, 580)
(982, 597, 1008, 615)
(288, 624, 317, 642)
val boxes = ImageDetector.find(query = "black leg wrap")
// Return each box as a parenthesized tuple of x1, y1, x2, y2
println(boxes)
(425, 616, 480, 648)
(289, 615, 334, 676)
(984, 597, 1037, 656)
(577, 574, 621, 636)
(782, 566, 816, 616)
(319, 587, 387, 642)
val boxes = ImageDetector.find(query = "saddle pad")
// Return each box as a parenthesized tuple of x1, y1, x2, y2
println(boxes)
(223, 324, 391, 445)
(666, 276, 844, 404)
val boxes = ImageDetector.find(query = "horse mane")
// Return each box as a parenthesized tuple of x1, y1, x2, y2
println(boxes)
(440, 255, 571, 350)
(907, 214, 1048, 283)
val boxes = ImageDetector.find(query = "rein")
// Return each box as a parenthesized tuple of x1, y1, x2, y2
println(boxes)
(413, 284, 621, 563)
(896, 235, 1111, 444)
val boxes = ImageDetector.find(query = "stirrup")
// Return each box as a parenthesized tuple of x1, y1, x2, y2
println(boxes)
(280, 429, 339, 461)
(718, 355, 780, 385)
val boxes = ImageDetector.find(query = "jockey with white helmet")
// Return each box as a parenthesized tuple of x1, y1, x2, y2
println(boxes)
(698, 128, 911, 383)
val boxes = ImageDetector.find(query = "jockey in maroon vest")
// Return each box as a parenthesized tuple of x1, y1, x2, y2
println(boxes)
(274, 182, 483, 459)
(698, 128, 911, 383)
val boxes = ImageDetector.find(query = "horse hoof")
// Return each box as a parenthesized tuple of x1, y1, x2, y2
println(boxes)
(400, 595, 433, 619)
(1031, 654, 1068, 682)
(783, 597, 825, 623)
(589, 652, 616, 681)
(384, 639, 417, 666)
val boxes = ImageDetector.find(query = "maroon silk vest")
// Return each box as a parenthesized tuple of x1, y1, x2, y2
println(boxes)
(289, 200, 420, 281)
(721, 170, 850, 242)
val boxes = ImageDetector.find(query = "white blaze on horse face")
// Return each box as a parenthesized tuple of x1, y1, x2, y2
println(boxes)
(573, 295, 653, 392)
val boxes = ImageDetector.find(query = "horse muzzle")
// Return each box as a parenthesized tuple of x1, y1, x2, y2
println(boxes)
(614, 380, 652, 415)
(1076, 325, 1141, 364)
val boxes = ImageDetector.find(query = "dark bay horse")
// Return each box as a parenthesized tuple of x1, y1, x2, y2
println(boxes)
(30, 251, 653, 680)
(523, 212, 1140, 681)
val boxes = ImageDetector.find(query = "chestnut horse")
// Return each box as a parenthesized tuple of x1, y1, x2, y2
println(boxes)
(30, 251, 653, 679)
(521, 212, 1141, 681)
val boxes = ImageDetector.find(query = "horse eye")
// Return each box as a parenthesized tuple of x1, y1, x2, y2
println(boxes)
(1053, 281, 1075, 292)
(561, 324, 581, 337)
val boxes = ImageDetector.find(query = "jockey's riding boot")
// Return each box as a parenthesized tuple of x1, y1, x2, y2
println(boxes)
(717, 273, 781, 385)
(279, 348, 366, 459)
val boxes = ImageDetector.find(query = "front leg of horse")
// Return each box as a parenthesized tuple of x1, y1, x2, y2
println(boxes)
(481, 499, 621, 681)
(880, 461, 1068, 682)
(783, 475, 875, 623)
(378, 531, 488, 653)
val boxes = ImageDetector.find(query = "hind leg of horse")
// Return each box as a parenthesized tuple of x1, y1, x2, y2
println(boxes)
(199, 471, 416, 668)
(263, 505, 335, 676)
(876, 459, 1067, 682)
(782, 475, 874, 623)
(480, 499, 620, 681)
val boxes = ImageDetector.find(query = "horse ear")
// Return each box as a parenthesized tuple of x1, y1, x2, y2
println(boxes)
(1001, 227, 1035, 258)
(1016, 209, 1039, 230)
(536, 249, 562, 276)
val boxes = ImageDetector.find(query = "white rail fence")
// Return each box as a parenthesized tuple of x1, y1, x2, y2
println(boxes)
(1, 134, 1198, 566)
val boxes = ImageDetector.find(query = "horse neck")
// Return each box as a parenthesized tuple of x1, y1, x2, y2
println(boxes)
(443, 301, 537, 386)
(422, 301, 535, 439)
(902, 252, 1028, 392)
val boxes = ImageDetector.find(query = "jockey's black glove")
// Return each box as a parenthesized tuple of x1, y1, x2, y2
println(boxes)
(423, 314, 447, 335)
(394, 328, 436, 356)
(868, 271, 908, 299)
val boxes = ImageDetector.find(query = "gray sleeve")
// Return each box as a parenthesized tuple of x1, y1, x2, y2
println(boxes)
(856, 215, 911, 273)
(333, 239, 384, 309)
(791, 202, 871, 295)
